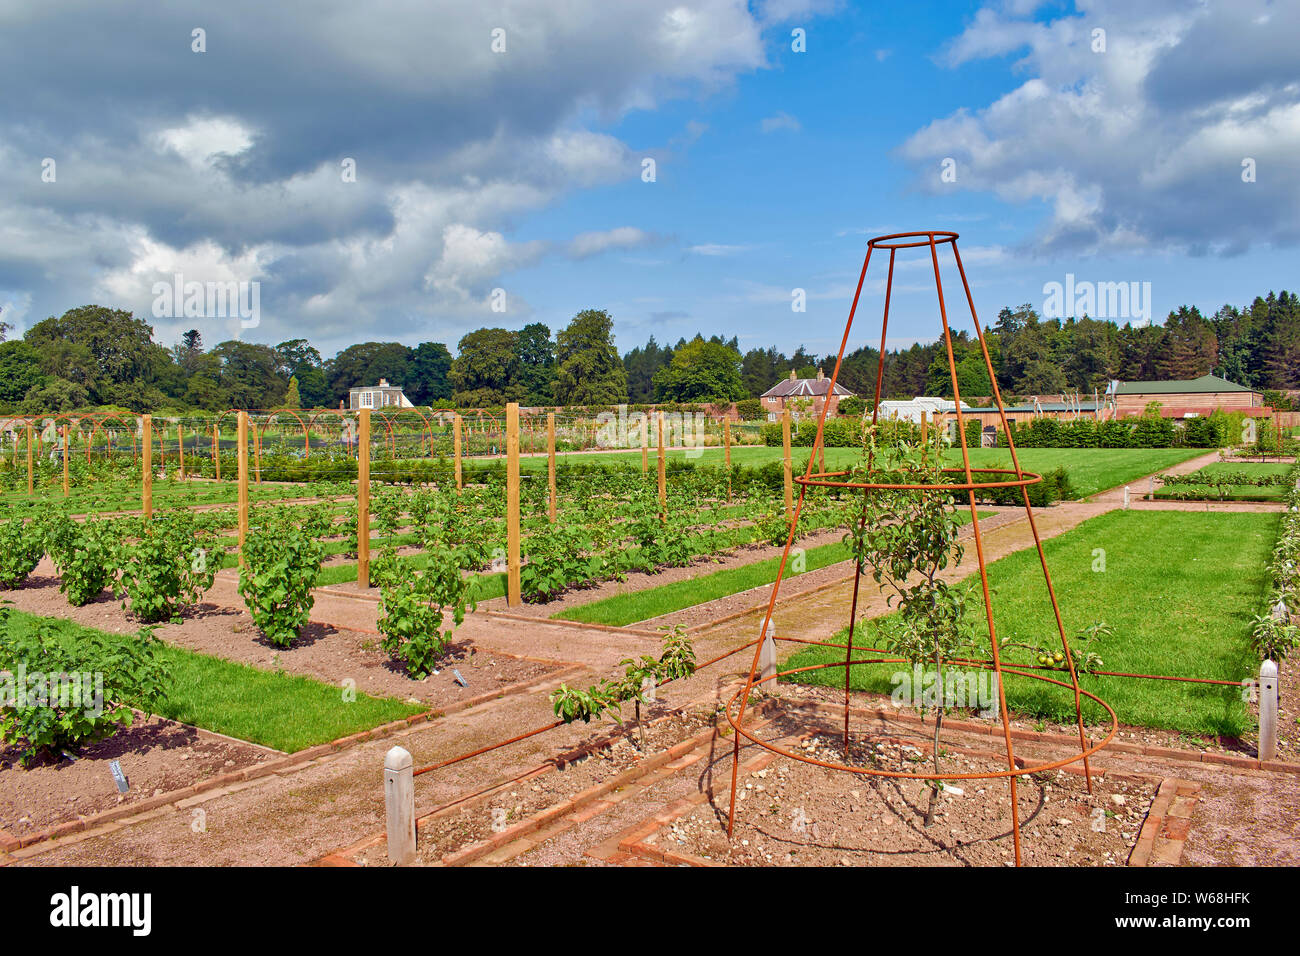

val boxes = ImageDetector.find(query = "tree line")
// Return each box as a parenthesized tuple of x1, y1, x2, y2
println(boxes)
(0, 289, 1296, 415)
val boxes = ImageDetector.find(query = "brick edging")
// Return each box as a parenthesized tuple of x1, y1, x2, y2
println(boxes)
(1128, 778, 1201, 867)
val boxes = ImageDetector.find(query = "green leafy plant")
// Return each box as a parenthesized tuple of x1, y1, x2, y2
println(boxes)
(0, 512, 44, 589)
(519, 522, 602, 601)
(115, 510, 218, 623)
(1250, 612, 1298, 662)
(0, 610, 169, 766)
(551, 625, 696, 749)
(45, 512, 118, 606)
(237, 507, 328, 647)
(376, 549, 476, 678)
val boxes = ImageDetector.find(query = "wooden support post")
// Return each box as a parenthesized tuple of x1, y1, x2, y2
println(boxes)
(253, 426, 262, 484)
(1260, 660, 1278, 762)
(61, 425, 69, 496)
(178, 423, 185, 480)
(453, 413, 463, 491)
(546, 412, 557, 522)
(782, 409, 793, 524)
(641, 414, 649, 473)
(142, 415, 154, 519)
(506, 403, 521, 606)
(921, 410, 928, 444)
(384, 746, 415, 866)
(213, 425, 220, 480)
(26, 423, 33, 496)
(358, 409, 371, 588)
(657, 411, 667, 519)
(237, 412, 248, 565)
(724, 418, 732, 502)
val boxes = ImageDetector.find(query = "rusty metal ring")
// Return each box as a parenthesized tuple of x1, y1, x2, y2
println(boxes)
(793, 467, 1044, 492)
(866, 230, 960, 250)
(724, 657, 1116, 781)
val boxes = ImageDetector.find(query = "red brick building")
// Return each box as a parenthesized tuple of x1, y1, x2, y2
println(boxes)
(760, 369, 854, 420)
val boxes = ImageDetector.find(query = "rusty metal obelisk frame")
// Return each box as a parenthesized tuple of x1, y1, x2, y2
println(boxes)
(724, 231, 1116, 867)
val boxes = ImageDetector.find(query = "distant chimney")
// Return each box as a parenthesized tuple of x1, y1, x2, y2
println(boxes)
(379, 378, 389, 387)
(816, 368, 824, 382)
(789, 369, 797, 381)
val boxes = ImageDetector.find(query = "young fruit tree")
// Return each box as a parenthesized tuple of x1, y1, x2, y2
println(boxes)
(551, 625, 696, 749)
(844, 426, 980, 825)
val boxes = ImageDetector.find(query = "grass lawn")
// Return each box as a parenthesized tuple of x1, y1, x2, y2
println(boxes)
(1, 609, 424, 753)
(557, 510, 993, 627)
(558, 539, 855, 627)
(532, 445, 1207, 498)
(1153, 461, 1295, 501)
(781, 510, 1276, 737)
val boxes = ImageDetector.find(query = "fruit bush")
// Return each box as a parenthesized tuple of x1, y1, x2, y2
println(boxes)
(0, 610, 169, 766)
(0, 511, 44, 588)
(238, 506, 329, 647)
(376, 549, 477, 678)
(45, 512, 118, 606)
(115, 510, 218, 623)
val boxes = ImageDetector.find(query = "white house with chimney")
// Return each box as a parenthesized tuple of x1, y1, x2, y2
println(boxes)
(348, 379, 414, 410)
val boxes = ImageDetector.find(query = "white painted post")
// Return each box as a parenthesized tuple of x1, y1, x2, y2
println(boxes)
(759, 624, 777, 684)
(1259, 660, 1278, 763)
(1148, 475, 1154, 498)
(1123, 485, 1130, 510)
(384, 746, 415, 865)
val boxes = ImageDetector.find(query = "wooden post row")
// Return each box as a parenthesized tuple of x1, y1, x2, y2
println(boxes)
(357, 409, 371, 588)
(724, 418, 732, 502)
(236, 412, 248, 565)
(454, 414, 463, 492)
(506, 403, 521, 606)
(142, 415, 154, 519)
(781, 409, 793, 524)
(657, 411, 667, 519)
(546, 412, 557, 522)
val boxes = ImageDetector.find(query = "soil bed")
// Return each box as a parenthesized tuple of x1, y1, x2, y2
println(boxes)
(667, 731, 1156, 866)
(1, 715, 273, 838)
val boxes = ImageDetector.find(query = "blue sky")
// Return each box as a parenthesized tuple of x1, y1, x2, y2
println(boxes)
(1, 0, 1296, 360)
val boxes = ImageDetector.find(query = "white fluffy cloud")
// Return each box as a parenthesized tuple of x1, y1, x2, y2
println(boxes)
(900, 0, 1300, 255)
(0, 0, 784, 350)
